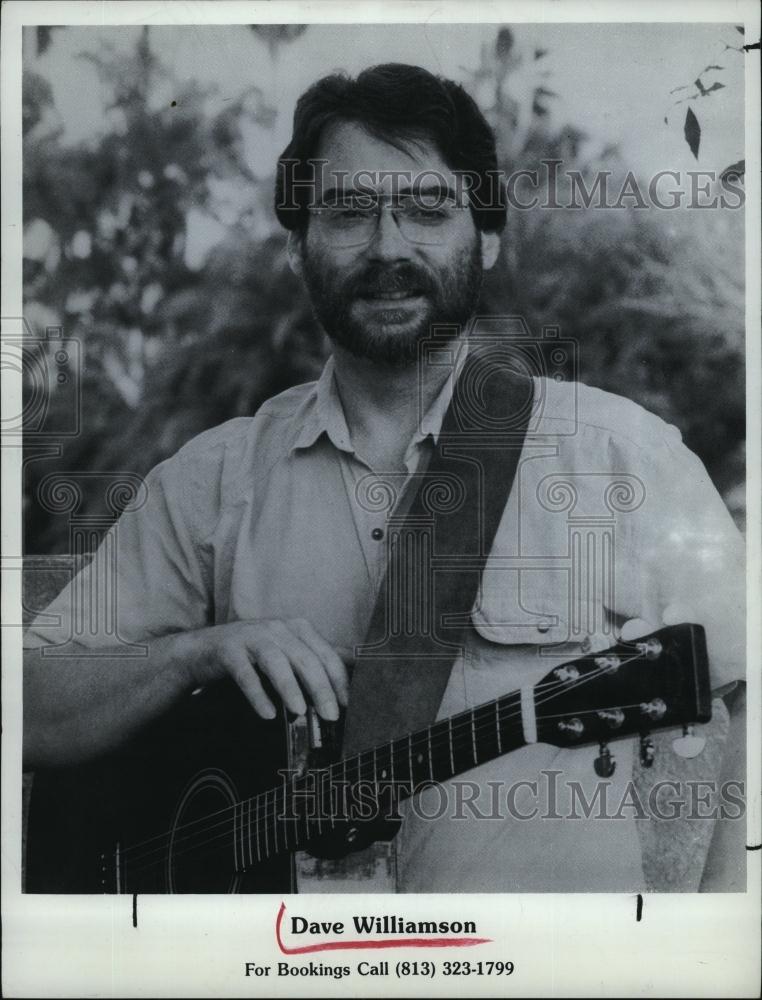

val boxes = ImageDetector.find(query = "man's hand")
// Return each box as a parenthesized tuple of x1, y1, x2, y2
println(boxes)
(619, 605, 696, 642)
(584, 605, 699, 649)
(180, 618, 350, 721)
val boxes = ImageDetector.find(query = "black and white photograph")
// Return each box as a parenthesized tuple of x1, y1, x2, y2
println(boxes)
(2, 1, 760, 996)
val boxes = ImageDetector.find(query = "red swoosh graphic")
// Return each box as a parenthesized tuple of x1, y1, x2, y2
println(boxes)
(276, 902, 491, 954)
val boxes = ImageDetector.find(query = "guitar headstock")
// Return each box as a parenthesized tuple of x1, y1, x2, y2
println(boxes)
(534, 623, 711, 751)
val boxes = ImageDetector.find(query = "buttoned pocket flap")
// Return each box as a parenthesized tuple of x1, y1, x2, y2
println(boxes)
(471, 566, 611, 646)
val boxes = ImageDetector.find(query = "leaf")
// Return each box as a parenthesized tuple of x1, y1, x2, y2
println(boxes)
(36, 27, 54, 56)
(669, 83, 691, 94)
(735, 25, 744, 34)
(703, 82, 726, 94)
(495, 27, 514, 60)
(702, 64, 724, 72)
(250, 24, 307, 58)
(720, 160, 745, 186)
(684, 107, 701, 158)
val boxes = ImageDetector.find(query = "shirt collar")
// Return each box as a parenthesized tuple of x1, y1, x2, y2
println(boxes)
(412, 337, 470, 446)
(291, 339, 470, 456)
(292, 356, 355, 455)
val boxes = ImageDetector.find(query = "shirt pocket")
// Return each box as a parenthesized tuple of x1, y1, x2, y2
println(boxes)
(471, 565, 618, 647)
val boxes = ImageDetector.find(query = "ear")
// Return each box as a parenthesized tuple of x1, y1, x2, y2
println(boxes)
(286, 231, 305, 278)
(480, 230, 501, 271)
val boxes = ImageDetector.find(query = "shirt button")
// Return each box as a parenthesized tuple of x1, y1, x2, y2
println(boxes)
(537, 622, 551, 634)
(371, 528, 384, 541)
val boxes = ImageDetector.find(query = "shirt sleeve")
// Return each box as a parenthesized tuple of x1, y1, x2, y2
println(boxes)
(24, 452, 213, 650)
(617, 423, 746, 691)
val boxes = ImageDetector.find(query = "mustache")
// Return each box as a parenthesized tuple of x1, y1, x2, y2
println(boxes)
(348, 262, 436, 297)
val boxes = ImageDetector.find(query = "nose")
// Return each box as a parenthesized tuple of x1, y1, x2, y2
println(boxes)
(365, 206, 413, 261)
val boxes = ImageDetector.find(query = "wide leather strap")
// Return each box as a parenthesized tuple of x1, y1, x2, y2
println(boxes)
(342, 348, 534, 755)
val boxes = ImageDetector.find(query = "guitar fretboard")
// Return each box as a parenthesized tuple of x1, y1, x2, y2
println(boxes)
(226, 689, 526, 870)
(113, 624, 709, 891)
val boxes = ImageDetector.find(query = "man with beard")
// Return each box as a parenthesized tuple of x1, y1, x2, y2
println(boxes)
(24, 65, 744, 892)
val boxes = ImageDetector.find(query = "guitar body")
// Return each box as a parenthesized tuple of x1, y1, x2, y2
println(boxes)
(26, 681, 296, 893)
(26, 625, 712, 894)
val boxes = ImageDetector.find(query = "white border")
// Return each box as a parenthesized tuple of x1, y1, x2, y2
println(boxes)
(2, 2, 760, 997)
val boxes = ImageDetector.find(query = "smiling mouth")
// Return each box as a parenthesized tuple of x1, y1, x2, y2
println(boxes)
(360, 290, 424, 301)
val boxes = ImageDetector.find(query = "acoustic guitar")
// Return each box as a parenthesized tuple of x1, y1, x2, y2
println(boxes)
(25, 622, 711, 893)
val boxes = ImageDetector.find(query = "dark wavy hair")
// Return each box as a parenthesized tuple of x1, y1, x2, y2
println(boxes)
(274, 63, 507, 235)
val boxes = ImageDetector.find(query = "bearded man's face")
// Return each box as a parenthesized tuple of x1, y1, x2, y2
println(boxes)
(294, 122, 493, 365)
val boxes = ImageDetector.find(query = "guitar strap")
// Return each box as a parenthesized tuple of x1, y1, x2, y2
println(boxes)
(342, 348, 534, 756)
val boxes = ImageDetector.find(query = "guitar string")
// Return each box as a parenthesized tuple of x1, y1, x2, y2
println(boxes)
(119, 654, 654, 877)
(120, 697, 656, 883)
(117, 650, 651, 872)
(118, 651, 650, 874)
(117, 651, 630, 863)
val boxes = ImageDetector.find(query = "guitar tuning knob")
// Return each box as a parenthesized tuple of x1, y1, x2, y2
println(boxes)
(636, 637, 663, 660)
(639, 733, 656, 768)
(594, 742, 616, 777)
(640, 698, 667, 721)
(672, 725, 706, 759)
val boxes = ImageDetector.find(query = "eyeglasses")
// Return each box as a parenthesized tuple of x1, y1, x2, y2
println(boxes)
(307, 193, 469, 249)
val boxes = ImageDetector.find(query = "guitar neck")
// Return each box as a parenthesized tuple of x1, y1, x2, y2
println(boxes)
(232, 689, 528, 865)
(114, 623, 710, 890)
(227, 623, 710, 867)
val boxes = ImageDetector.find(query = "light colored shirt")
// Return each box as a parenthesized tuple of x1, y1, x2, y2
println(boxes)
(26, 356, 745, 892)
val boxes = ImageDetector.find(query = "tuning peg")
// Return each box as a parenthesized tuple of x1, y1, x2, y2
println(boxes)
(557, 717, 585, 740)
(640, 698, 667, 721)
(636, 637, 663, 660)
(639, 733, 656, 768)
(597, 708, 625, 730)
(594, 742, 616, 777)
(672, 725, 706, 759)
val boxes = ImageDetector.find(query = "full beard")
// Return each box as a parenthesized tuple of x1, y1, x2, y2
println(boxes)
(301, 241, 484, 366)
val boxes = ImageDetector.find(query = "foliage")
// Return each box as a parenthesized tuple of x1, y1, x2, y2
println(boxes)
(663, 24, 745, 175)
(22, 26, 746, 552)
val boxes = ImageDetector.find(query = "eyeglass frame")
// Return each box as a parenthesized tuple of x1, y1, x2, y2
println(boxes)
(305, 186, 472, 248)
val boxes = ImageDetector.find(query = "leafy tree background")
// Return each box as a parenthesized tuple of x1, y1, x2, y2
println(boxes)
(21, 24, 746, 553)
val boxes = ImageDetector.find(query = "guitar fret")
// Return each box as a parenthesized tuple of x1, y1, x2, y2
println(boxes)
(246, 797, 253, 868)
(448, 718, 455, 774)
(495, 701, 502, 754)
(315, 773, 323, 835)
(427, 727, 434, 779)
(263, 791, 270, 859)
(280, 775, 288, 853)
(471, 708, 478, 765)
(233, 802, 240, 872)
(238, 801, 244, 870)
(299, 771, 308, 840)
(255, 794, 262, 862)
(272, 788, 279, 854)
(231, 802, 236, 871)
(241, 800, 247, 868)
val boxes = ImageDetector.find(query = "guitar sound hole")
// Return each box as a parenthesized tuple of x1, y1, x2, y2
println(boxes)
(167, 769, 241, 893)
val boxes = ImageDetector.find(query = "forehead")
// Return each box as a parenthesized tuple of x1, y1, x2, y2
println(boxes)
(313, 120, 456, 194)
